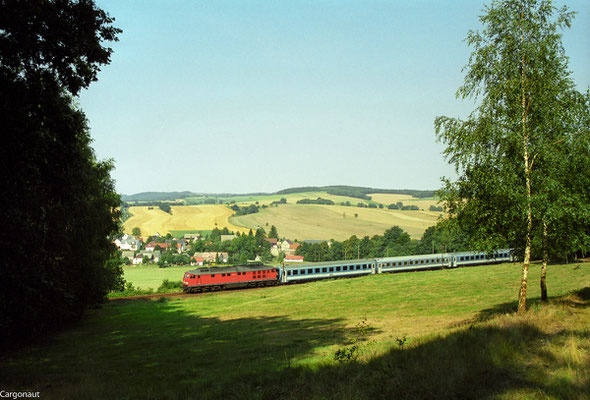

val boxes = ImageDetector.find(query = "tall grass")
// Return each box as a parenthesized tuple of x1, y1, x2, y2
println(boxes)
(1, 262, 588, 399)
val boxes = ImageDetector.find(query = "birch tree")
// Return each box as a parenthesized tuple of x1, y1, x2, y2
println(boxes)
(435, 0, 588, 313)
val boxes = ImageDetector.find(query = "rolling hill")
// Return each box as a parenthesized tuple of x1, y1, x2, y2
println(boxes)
(122, 188, 443, 240)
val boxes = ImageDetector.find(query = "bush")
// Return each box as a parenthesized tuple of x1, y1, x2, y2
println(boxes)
(157, 279, 183, 292)
(296, 198, 335, 205)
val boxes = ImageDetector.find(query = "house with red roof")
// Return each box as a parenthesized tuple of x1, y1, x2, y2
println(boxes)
(145, 242, 171, 251)
(284, 255, 304, 263)
(191, 256, 204, 266)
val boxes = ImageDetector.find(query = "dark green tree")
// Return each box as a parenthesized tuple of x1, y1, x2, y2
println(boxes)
(268, 225, 279, 239)
(435, 0, 588, 312)
(0, 0, 122, 347)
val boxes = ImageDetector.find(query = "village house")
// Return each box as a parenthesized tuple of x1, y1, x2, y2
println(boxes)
(277, 240, 300, 256)
(132, 250, 161, 265)
(289, 242, 300, 255)
(284, 255, 304, 263)
(183, 233, 202, 241)
(193, 252, 229, 263)
(190, 256, 204, 266)
(145, 242, 171, 252)
(114, 234, 141, 251)
(121, 250, 135, 262)
(165, 239, 186, 253)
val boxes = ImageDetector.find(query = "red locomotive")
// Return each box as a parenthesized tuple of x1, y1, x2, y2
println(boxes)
(182, 264, 279, 293)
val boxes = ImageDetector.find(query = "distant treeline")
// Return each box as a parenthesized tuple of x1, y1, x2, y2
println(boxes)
(120, 203, 132, 223)
(295, 223, 472, 263)
(276, 186, 435, 200)
(124, 201, 178, 214)
(387, 202, 420, 210)
(231, 204, 260, 216)
(121, 186, 436, 203)
(121, 191, 196, 202)
(297, 198, 335, 205)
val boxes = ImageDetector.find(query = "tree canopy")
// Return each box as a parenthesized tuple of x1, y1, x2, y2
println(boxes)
(0, 0, 122, 348)
(435, 0, 589, 313)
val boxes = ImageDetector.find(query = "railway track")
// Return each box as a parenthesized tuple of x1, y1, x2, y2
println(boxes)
(108, 285, 275, 302)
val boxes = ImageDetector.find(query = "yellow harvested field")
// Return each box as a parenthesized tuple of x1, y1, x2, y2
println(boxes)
(230, 204, 441, 241)
(123, 205, 249, 236)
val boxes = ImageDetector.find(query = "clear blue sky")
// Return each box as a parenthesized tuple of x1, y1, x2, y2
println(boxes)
(79, 0, 590, 196)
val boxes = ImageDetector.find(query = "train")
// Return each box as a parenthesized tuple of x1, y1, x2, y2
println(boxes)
(182, 249, 513, 293)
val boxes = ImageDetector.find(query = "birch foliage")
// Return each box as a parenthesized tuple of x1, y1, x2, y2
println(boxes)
(435, 0, 589, 312)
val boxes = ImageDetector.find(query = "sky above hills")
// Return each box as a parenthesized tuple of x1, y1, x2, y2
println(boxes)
(79, 0, 590, 196)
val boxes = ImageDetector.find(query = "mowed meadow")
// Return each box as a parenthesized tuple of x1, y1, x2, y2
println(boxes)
(124, 192, 442, 240)
(2, 261, 589, 399)
(230, 204, 438, 240)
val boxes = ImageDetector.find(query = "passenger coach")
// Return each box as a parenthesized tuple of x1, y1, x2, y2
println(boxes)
(281, 259, 375, 284)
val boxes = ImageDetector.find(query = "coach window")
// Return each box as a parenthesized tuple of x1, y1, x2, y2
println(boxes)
(211, 274, 215, 277)
(287, 271, 291, 276)
(336, 266, 341, 272)
(343, 266, 348, 271)
(329, 267, 334, 272)
(308, 269, 313, 274)
(322, 268, 327, 273)
(315, 268, 320, 273)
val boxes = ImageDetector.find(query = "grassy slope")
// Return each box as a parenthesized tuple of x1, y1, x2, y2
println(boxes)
(1, 262, 589, 399)
(230, 203, 440, 240)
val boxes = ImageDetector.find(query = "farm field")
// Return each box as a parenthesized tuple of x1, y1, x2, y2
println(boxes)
(1, 261, 588, 398)
(122, 205, 249, 236)
(185, 191, 376, 206)
(230, 203, 440, 240)
(123, 192, 442, 240)
(122, 264, 188, 290)
(185, 191, 440, 209)
(367, 192, 441, 210)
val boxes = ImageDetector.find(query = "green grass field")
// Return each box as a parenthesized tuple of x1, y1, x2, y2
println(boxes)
(121, 264, 188, 290)
(2, 261, 589, 398)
